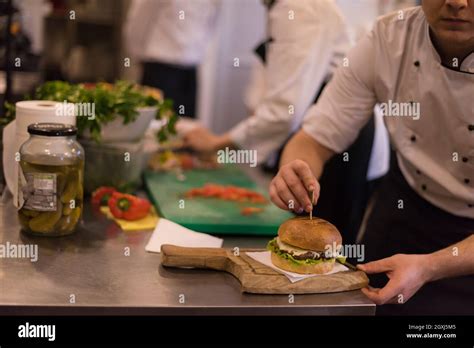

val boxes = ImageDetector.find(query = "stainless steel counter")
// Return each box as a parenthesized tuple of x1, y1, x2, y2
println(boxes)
(0, 167, 375, 315)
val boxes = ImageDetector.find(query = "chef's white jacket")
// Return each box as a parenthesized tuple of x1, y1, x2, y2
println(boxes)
(230, 0, 389, 180)
(303, 6, 474, 218)
(124, 0, 220, 66)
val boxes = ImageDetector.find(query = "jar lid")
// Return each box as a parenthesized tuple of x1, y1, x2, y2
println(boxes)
(27, 123, 77, 136)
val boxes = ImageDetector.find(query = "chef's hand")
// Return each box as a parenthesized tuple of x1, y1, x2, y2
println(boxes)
(182, 126, 231, 153)
(269, 159, 319, 214)
(357, 254, 433, 305)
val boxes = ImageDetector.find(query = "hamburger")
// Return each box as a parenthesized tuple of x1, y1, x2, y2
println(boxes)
(267, 216, 344, 274)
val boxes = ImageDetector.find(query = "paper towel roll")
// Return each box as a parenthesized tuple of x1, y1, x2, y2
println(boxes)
(2, 100, 77, 206)
(15, 100, 77, 134)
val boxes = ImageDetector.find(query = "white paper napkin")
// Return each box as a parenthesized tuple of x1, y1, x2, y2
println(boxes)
(246, 251, 349, 283)
(145, 218, 223, 252)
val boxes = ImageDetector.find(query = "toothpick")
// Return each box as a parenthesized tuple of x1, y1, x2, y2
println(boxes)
(310, 190, 314, 220)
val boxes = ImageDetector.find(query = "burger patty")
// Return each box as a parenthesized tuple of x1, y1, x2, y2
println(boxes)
(269, 238, 335, 261)
(288, 250, 330, 261)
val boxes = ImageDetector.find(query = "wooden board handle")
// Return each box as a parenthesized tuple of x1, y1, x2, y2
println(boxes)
(160, 244, 229, 271)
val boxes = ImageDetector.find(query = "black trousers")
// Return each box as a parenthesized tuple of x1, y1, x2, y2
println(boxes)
(142, 61, 197, 118)
(361, 157, 474, 315)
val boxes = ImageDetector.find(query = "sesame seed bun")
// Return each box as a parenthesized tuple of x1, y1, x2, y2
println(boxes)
(278, 216, 342, 252)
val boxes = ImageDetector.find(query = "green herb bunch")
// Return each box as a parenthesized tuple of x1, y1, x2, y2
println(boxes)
(3, 80, 177, 142)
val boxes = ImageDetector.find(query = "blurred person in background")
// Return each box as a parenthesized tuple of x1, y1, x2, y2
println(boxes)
(124, 0, 221, 118)
(183, 0, 390, 244)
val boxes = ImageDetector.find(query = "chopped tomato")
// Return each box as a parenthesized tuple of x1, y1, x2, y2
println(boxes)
(179, 154, 194, 170)
(185, 184, 267, 204)
(241, 207, 264, 216)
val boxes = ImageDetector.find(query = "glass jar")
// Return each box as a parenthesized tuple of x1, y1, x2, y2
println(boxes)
(18, 123, 84, 236)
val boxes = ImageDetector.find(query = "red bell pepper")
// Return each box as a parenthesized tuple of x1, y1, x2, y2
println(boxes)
(108, 192, 151, 221)
(91, 186, 117, 206)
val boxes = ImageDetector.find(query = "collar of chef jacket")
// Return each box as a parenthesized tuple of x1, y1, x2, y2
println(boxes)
(426, 26, 474, 75)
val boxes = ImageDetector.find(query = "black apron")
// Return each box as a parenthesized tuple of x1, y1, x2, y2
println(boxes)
(315, 119, 375, 245)
(142, 61, 197, 119)
(361, 155, 474, 315)
(256, 2, 377, 244)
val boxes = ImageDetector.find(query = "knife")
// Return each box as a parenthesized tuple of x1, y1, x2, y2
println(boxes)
(336, 258, 359, 271)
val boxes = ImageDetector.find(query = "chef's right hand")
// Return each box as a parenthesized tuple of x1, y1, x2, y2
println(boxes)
(183, 126, 221, 153)
(269, 159, 319, 214)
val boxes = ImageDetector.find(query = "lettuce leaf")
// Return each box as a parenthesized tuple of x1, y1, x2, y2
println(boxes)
(266, 238, 346, 266)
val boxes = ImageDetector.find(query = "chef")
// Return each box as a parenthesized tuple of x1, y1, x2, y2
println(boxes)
(184, 0, 390, 244)
(124, 0, 221, 118)
(269, 0, 474, 315)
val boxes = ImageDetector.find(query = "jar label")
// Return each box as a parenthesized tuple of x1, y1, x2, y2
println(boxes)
(19, 171, 57, 211)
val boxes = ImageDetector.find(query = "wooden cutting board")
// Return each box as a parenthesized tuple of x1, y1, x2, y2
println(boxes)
(161, 245, 369, 294)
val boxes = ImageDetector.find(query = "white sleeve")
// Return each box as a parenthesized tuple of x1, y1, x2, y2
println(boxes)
(230, 0, 349, 163)
(302, 29, 378, 154)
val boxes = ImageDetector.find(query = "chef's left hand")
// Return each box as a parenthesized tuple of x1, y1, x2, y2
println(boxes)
(183, 126, 229, 153)
(357, 254, 433, 305)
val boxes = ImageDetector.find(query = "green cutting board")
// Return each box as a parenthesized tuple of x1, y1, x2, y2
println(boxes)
(144, 165, 294, 236)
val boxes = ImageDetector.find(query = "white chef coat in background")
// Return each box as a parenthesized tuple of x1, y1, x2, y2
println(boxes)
(303, 7, 474, 218)
(229, 0, 351, 164)
(124, 0, 221, 67)
(231, 0, 389, 181)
